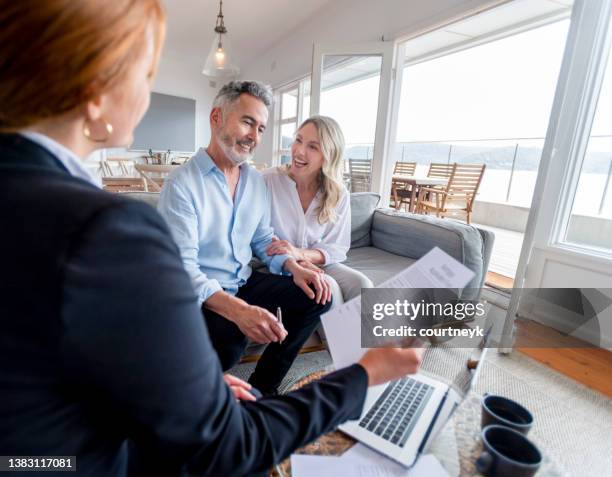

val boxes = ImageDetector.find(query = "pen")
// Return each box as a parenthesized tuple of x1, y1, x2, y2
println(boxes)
(277, 307, 284, 343)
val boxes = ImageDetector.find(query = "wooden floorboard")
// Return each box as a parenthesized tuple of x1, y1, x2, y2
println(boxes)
(515, 318, 612, 398)
(486, 271, 514, 289)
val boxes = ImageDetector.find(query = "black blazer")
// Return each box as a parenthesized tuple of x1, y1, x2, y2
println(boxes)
(0, 134, 367, 476)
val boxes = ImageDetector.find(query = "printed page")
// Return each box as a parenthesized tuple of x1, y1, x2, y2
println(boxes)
(321, 247, 475, 369)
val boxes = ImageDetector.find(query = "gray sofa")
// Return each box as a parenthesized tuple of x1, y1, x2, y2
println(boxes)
(124, 191, 494, 301)
(347, 193, 493, 301)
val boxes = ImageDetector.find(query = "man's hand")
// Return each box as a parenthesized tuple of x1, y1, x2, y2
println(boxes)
(234, 304, 288, 344)
(285, 259, 331, 305)
(224, 374, 256, 401)
(266, 237, 305, 261)
(204, 291, 287, 344)
(358, 345, 425, 386)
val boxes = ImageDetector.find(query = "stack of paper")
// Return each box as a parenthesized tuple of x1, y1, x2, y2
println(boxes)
(290, 444, 449, 476)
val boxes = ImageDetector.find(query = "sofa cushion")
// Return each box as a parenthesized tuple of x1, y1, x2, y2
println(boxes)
(344, 246, 416, 286)
(350, 192, 380, 248)
(370, 209, 486, 295)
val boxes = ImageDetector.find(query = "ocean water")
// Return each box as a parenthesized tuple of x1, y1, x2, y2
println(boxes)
(342, 142, 612, 219)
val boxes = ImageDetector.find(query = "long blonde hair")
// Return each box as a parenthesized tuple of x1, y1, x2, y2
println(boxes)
(284, 115, 346, 224)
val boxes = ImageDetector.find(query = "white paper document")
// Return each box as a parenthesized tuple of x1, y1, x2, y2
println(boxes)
(320, 247, 475, 369)
(290, 445, 449, 477)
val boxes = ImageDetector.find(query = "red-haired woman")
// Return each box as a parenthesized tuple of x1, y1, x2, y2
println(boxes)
(0, 1, 423, 475)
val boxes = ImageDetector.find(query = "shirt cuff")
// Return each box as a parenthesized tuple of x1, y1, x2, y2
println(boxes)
(268, 253, 292, 275)
(198, 278, 223, 307)
(315, 247, 331, 266)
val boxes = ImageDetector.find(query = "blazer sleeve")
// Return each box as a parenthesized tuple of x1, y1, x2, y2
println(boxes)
(59, 199, 368, 476)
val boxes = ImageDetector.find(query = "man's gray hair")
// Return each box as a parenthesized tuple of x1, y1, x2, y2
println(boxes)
(213, 80, 274, 111)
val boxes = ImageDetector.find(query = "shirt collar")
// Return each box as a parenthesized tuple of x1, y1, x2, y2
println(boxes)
(19, 131, 101, 188)
(282, 169, 322, 199)
(193, 147, 250, 177)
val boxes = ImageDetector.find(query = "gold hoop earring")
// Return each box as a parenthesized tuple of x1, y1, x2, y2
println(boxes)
(83, 118, 113, 143)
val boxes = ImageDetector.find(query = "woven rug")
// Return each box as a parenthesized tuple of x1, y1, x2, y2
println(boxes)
(228, 350, 334, 394)
(228, 347, 612, 476)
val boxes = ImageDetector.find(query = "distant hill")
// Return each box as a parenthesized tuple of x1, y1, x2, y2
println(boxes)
(344, 142, 612, 174)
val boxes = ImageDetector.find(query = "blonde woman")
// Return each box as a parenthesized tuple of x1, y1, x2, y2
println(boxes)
(263, 116, 373, 303)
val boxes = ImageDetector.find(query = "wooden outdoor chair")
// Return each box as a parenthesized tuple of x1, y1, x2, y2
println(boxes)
(427, 162, 455, 179)
(415, 163, 486, 224)
(348, 158, 372, 192)
(390, 161, 417, 209)
(414, 162, 457, 205)
(134, 164, 178, 192)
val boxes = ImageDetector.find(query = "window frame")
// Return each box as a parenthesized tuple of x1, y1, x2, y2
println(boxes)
(273, 78, 310, 166)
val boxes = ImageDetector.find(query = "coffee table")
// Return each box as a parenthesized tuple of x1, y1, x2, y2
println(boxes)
(270, 370, 564, 476)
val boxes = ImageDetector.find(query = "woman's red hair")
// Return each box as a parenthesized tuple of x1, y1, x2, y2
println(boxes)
(0, 0, 166, 131)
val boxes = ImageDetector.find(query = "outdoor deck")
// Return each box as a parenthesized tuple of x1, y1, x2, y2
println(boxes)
(473, 223, 524, 280)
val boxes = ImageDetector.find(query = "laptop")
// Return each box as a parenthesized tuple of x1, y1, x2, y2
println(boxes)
(338, 331, 490, 468)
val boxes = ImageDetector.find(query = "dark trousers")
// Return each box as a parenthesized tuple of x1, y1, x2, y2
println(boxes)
(202, 271, 332, 392)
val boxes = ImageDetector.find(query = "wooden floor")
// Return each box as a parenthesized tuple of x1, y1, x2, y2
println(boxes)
(515, 318, 612, 398)
(486, 271, 514, 289)
(475, 225, 612, 397)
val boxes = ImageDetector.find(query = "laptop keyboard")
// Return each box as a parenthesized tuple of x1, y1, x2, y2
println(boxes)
(358, 377, 433, 447)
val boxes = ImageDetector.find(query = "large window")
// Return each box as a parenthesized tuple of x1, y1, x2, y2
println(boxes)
(393, 19, 570, 208)
(275, 78, 310, 165)
(565, 17, 612, 252)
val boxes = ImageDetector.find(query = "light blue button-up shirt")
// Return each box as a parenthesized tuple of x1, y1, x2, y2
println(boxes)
(158, 148, 291, 306)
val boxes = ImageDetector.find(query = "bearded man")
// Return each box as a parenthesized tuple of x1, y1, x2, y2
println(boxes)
(158, 81, 332, 395)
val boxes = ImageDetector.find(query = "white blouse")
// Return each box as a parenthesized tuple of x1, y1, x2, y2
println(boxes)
(261, 167, 351, 265)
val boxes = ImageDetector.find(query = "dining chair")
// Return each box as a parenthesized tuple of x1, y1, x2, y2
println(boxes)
(348, 158, 372, 192)
(391, 161, 417, 209)
(416, 163, 486, 224)
(134, 164, 178, 192)
(100, 157, 134, 177)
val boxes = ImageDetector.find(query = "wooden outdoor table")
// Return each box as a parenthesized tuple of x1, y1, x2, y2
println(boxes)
(392, 174, 448, 212)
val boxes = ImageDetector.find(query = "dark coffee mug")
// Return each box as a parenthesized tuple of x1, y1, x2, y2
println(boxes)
(482, 394, 533, 435)
(476, 425, 542, 477)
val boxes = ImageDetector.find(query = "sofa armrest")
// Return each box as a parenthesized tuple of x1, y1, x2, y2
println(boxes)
(370, 209, 494, 299)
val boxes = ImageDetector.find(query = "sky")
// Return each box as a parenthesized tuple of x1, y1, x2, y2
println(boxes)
(315, 19, 612, 147)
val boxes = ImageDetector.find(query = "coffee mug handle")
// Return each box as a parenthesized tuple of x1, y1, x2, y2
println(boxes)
(476, 451, 493, 474)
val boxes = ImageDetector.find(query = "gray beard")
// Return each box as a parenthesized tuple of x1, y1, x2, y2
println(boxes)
(218, 134, 253, 166)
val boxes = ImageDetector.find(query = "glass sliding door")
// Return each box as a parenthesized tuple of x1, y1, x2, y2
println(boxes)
(310, 43, 394, 193)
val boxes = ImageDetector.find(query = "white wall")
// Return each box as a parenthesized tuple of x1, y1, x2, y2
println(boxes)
(153, 51, 219, 150)
(93, 49, 218, 170)
(239, 0, 503, 164)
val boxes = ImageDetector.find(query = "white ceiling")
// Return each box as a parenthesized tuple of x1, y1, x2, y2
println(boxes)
(163, 0, 332, 69)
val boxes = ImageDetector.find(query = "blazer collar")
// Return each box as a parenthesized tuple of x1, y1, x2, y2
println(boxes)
(0, 133, 70, 174)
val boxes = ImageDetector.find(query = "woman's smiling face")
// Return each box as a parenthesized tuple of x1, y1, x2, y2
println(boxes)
(290, 122, 325, 179)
